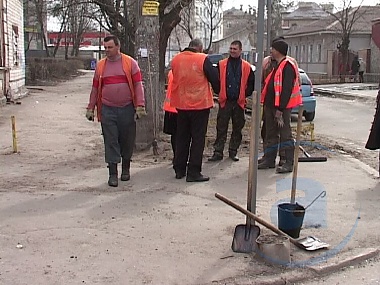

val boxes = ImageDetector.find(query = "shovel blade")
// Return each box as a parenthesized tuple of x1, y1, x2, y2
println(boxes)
(231, 224, 260, 253)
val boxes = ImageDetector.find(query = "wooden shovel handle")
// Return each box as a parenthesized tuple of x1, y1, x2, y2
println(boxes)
(291, 106, 304, 204)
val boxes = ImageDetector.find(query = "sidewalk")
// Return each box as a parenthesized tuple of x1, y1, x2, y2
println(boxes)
(314, 82, 379, 102)
(0, 73, 379, 285)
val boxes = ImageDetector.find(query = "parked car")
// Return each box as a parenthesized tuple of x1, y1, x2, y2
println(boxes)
(293, 69, 316, 122)
(207, 54, 224, 67)
(245, 68, 316, 122)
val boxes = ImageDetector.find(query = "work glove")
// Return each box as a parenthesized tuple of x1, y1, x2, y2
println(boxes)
(135, 106, 147, 119)
(86, 109, 94, 121)
(275, 109, 284, 128)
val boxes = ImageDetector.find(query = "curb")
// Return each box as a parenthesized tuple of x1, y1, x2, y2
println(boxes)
(307, 247, 379, 275)
(211, 248, 379, 285)
(314, 89, 375, 103)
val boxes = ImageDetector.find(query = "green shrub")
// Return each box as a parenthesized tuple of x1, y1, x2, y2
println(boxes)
(26, 57, 85, 85)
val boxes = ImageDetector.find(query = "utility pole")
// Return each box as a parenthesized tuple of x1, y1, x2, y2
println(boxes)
(134, 0, 161, 152)
(266, 0, 272, 55)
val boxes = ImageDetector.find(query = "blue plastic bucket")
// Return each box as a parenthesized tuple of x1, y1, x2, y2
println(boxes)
(277, 203, 305, 238)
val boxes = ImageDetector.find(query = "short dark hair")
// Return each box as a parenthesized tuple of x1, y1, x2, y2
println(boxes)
(230, 40, 242, 50)
(104, 35, 120, 46)
(189, 38, 203, 48)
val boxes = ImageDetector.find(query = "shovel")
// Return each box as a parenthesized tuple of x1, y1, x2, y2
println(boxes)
(231, 91, 260, 253)
(215, 193, 329, 251)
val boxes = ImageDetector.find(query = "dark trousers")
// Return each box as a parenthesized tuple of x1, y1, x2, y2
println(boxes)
(261, 108, 286, 159)
(359, 71, 364, 83)
(213, 100, 245, 156)
(163, 111, 178, 160)
(264, 106, 294, 164)
(174, 108, 210, 176)
(101, 104, 136, 164)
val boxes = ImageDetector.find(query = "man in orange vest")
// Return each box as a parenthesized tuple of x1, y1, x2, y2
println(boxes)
(208, 40, 254, 162)
(85, 35, 147, 187)
(163, 70, 178, 163)
(259, 37, 301, 166)
(170, 39, 219, 182)
(258, 39, 302, 173)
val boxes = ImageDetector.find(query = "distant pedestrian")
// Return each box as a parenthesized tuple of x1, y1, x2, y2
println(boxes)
(85, 35, 147, 187)
(358, 58, 366, 83)
(351, 56, 360, 82)
(258, 39, 302, 173)
(163, 70, 178, 163)
(170, 38, 220, 182)
(208, 40, 255, 162)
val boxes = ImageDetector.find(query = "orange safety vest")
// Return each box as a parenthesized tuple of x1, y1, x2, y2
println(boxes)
(261, 58, 302, 109)
(218, 58, 251, 110)
(170, 51, 213, 110)
(163, 70, 177, 113)
(94, 53, 135, 121)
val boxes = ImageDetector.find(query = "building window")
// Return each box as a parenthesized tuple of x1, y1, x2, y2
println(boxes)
(12, 25, 19, 66)
(308, 44, 313, 63)
(317, 44, 322, 62)
(195, 21, 199, 30)
(301, 45, 306, 62)
(200, 7, 202, 16)
(295, 46, 299, 61)
(196, 7, 199, 15)
(288, 46, 292, 57)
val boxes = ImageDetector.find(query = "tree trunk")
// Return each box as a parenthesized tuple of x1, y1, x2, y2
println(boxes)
(134, 1, 162, 151)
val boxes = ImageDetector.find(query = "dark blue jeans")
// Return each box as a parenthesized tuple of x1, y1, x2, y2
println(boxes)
(101, 104, 136, 164)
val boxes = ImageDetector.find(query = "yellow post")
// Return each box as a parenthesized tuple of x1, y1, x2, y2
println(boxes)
(11, 115, 18, 153)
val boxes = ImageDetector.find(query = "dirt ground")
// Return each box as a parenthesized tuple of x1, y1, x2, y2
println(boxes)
(0, 72, 379, 285)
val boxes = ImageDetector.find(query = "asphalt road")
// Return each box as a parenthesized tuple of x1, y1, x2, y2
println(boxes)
(294, 95, 380, 285)
(313, 96, 374, 148)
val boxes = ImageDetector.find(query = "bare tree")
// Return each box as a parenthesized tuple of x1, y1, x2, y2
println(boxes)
(25, 0, 50, 56)
(92, 0, 193, 82)
(324, 0, 365, 78)
(50, 0, 96, 58)
(270, 0, 294, 41)
(176, 2, 194, 40)
(197, 0, 223, 52)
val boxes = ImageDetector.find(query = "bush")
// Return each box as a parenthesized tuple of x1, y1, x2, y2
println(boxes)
(26, 57, 85, 85)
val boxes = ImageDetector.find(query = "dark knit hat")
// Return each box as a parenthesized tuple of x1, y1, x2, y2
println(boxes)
(271, 40, 288, 56)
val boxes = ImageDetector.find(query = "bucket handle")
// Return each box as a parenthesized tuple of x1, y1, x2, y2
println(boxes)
(304, 191, 326, 210)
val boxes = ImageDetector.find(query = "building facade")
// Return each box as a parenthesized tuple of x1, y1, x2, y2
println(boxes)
(284, 5, 380, 76)
(0, 0, 26, 104)
(165, 0, 223, 65)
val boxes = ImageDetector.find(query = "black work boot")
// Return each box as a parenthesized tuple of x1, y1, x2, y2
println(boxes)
(208, 152, 223, 162)
(276, 162, 293, 173)
(108, 163, 118, 187)
(121, 158, 130, 181)
(276, 148, 294, 173)
(229, 150, 239, 162)
(258, 159, 276, 169)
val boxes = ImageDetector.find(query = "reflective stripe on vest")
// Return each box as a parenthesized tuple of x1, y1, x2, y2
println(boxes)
(219, 58, 251, 110)
(163, 70, 177, 113)
(260, 58, 302, 109)
(94, 54, 134, 121)
(170, 51, 213, 110)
